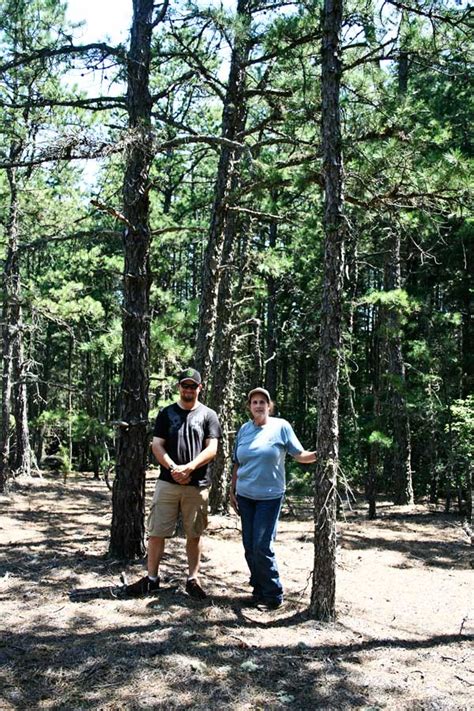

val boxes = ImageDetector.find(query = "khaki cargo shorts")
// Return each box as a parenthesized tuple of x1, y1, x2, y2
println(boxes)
(147, 479, 209, 539)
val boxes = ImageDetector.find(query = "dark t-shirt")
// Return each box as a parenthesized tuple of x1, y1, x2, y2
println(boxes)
(153, 402, 221, 487)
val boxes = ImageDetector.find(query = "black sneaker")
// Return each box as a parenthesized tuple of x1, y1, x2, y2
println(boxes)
(185, 578, 207, 600)
(256, 598, 283, 610)
(124, 575, 160, 597)
(242, 594, 261, 607)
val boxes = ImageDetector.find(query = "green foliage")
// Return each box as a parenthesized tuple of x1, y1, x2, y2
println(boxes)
(286, 466, 314, 496)
(36, 282, 105, 323)
(449, 396, 474, 467)
(358, 288, 418, 315)
(368, 430, 392, 449)
(57, 444, 72, 476)
(255, 249, 293, 278)
(0, 0, 470, 515)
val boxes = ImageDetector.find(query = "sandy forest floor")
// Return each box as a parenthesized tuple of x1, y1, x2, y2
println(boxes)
(0, 472, 472, 711)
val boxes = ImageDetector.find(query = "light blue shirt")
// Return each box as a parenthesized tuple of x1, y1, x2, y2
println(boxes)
(233, 418, 304, 499)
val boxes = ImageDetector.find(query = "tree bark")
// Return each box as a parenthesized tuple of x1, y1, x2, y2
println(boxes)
(383, 230, 414, 505)
(109, 0, 158, 559)
(12, 325, 31, 477)
(194, 0, 251, 387)
(309, 0, 345, 621)
(207, 211, 250, 513)
(366, 303, 382, 519)
(0, 158, 22, 493)
(265, 221, 278, 396)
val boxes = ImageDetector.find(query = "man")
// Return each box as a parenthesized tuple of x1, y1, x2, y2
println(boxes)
(125, 368, 221, 599)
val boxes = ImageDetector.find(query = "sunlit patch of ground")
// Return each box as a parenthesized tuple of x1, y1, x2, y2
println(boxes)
(1, 474, 472, 710)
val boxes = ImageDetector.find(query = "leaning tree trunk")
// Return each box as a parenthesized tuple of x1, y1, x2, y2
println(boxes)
(194, 0, 251, 388)
(199, 0, 254, 508)
(208, 212, 251, 513)
(309, 0, 345, 621)
(109, 0, 159, 559)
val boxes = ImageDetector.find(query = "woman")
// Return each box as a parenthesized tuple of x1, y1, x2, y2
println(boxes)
(230, 387, 316, 609)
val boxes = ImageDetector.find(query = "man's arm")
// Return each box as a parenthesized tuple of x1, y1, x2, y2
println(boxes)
(152, 436, 176, 470)
(152, 436, 191, 485)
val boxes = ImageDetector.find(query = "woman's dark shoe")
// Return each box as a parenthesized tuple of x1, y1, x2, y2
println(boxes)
(256, 598, 283, 610)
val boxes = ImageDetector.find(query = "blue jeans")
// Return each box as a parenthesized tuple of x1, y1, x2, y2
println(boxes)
(237, 494, 284, 603)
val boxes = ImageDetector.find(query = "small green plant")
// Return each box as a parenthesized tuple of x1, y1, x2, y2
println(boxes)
(58, 444, 72, 483)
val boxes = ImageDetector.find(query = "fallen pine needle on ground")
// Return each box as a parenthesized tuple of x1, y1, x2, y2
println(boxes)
(0, 473, 472, 710)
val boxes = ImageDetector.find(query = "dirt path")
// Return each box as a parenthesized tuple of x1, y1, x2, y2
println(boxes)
(1, 474, 472, 710)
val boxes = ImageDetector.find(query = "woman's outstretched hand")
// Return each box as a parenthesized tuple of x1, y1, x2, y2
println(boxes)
(294, 450, 317, 464)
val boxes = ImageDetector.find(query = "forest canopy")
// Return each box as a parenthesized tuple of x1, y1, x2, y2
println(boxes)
(0, 0, 472, 542)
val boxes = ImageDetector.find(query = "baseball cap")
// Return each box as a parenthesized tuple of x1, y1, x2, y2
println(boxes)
(178, 368, 202, 385)
(247, 387, 271, 402)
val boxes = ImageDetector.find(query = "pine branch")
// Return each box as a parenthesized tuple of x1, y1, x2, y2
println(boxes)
(386, 1, 471, 29)
(227, 205, 289, 222)
(0, 96, 126, 111)
(18, 229, 121, 252)
(343, 36, 399, 72)
(91, 200, 131, 227)
(0, 136, 122, 169)
(151, 225, 206, 236)
(246, 30, 323, 67)
(155, 134, 245, 153)
(152, 0, 170, 28)
(0, 43, 123, 74)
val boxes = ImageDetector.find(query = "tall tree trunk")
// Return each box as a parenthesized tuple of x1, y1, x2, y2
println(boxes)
(194, 0, 253, 511)
(34, 322, 51, 467)
(110, 0, 160, 559)
(460, 236, 472, 398)
(12, 326, 31, 476)
(0, 277, 14, 493)
(208, 212, 251, 513)
(310, 0, 345, 621)
(194, 0, 251, 387)
(0, 160, 21, 493)
(10, 169, 31, 477)
(6, 187, 31, 478)
(383, 230, 414, 505)
(67, 335, 73, 471)
(379, 13, 413, 506)
(398, 50, 409, 94)
(265, 221, 278, 396)
(366, 310, 382, 519)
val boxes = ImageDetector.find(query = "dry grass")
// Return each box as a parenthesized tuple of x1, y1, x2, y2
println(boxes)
(0, 473, 472, 710)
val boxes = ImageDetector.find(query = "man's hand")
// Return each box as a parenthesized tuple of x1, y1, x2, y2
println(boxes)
(171, 463, 195, 485)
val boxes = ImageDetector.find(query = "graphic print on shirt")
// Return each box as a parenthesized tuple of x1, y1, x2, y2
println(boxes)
(168, 407, 185, 436)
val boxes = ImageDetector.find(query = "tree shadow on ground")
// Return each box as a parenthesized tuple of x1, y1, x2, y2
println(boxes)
(339, 524, 469, 570)
(2, 596, 472, 710)
(2, 475, 472, 709)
